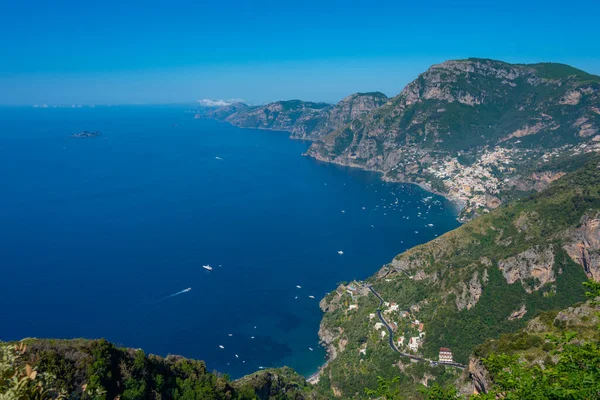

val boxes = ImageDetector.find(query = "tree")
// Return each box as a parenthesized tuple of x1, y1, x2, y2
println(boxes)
(0, 343, 65, 400)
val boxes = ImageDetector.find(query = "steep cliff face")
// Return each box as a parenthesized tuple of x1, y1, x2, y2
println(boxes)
(309, 59, 599, 161)
(563, 213, 600, 280)
(307, 59, 600, 218)
(216, 100, 331, 139)
(497, 246, 556, 292)
(318, 92, 388, 137)
(205, 92, 387, 140)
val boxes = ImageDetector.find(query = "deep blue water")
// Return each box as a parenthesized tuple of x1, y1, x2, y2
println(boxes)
(0, 106, 460, 378)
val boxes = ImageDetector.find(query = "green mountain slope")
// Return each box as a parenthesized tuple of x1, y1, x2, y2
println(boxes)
(307, 59, 600, 219)
(314, 156, 600, 398)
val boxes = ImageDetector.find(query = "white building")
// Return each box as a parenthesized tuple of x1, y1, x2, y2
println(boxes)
(408, 336, 420, 352)
(439, 348, 453, 363)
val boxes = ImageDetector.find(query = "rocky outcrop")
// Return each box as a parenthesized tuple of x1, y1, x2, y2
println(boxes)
(306, 59, 600, 219)
(205, 92, 387, 140)
(465, 356, 492, 395)
(563, 214, 600, 280)
(317, 322, 340, 370)
(217, 100, 332, 139)
(508, 304, 527, 320)
(201, 102, 249, 119)
(320, 92, 388, 136)
(497, 246, 556, 292)
(456, 271, 483, 310)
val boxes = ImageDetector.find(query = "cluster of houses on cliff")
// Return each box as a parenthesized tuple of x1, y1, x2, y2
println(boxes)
(372, 300, 454, 364)
(339, 281, 454, 365)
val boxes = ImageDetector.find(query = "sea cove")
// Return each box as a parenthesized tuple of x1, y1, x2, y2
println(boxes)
(0, 106, 460, 378)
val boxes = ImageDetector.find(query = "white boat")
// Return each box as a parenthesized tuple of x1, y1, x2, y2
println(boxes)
(337, 250, 344, 255)
(202, 265, 213, 271)
(228, 333, 233, 336)
(235, 354, 239, 358)
(309, 347, 314, 351)
(219, 345, 224, 349)
(308, 295, 315, 299)
(296, 285, 302, 289)
(251, 336, 255, 339)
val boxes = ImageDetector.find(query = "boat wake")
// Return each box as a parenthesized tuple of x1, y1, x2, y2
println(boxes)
(159, 287, 191, 302)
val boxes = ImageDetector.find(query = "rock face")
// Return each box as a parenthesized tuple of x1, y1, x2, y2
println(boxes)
(215, 100, 331, 139)
(563, 214, 600, 280)
(306, 59, 600, 219)
(497, 246, 556, 292)
(465, 356, 493, 395)
(206, 92, 388, 140)
(508, 304, 527, 320)
(309, 59, 599, 165)
(455, 271, 483, 310)
(318, 92, 388, 137)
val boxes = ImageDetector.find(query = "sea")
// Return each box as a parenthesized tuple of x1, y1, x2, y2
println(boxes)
(0, 106, 460, 378)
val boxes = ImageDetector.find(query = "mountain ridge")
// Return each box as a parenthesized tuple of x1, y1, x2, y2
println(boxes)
(202, 58, 600, 220)
(306, 58, 600, 219)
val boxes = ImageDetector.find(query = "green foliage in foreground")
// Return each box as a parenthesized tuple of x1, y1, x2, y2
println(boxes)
(0, 342, 66, 400)
(0, 339, 317, 400)
(477, 335, 600, 400)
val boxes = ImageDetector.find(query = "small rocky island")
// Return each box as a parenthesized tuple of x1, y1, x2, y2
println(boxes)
(71, 130, 101, 138)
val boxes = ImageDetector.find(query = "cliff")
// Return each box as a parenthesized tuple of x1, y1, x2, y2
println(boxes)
(204, 92, 388, 140)
(306, 59, 600, 219)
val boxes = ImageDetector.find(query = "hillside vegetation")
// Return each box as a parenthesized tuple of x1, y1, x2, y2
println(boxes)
(0, 338, 321, 400)
(315, 156, 600, 398)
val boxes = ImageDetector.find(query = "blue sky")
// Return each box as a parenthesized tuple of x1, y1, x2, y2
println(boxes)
(1, 0, 599, 105)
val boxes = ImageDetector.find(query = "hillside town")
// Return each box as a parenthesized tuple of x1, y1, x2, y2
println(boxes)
(337, 281, 458, 367)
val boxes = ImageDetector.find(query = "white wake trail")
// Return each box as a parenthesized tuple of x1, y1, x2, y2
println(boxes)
(159, 287, 192, 302)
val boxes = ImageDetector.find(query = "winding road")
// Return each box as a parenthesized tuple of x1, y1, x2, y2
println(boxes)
(367, 285, 466, 370)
